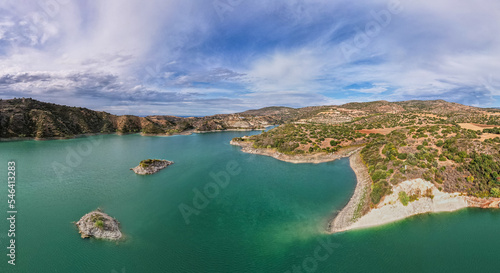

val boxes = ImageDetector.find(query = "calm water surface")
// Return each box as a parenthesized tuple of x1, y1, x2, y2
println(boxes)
(0, 131, 499, 272)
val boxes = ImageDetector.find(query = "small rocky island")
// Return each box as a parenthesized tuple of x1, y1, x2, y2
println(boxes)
(131, 159, 174, 175)
(75, 210, 122, 240)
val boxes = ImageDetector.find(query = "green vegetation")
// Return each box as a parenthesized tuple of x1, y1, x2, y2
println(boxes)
(490, 188, 500, 197)
(484, 128, 500, 134)
(353, 188, 368, 221)
(399, 191, 410, 206)
(371, 180, 391, 204)
(139, 159, 164, 168)
(90, 213, 105, 229)
(141, 123, 165, 134)
(357, 122, 499, 204)
(467, 153, 500, 197)
(94, 220, 104, 229)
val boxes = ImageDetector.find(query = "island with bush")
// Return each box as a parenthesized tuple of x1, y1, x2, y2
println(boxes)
(75, 209, 122, 240)
(131, 159, 174, 175)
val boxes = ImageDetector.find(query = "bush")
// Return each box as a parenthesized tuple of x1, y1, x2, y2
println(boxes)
(407, 153, 418, 165)
(390, 173, 406, 185)
(371, 170, 387, 182)
(399, 191, 410, 206)
(371, 180, 390, 204)
(424, 188, 434, 199)
(491, 188, 500, 197)
(94, 220, 104, 229)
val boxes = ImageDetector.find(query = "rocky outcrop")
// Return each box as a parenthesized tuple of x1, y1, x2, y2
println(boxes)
(131, 159, 174, 175)
(467, 197, 500, 208)
(75, 210, 122, 240)
(0, 98, 281, 139)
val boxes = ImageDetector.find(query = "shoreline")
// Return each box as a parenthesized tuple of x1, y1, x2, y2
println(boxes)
(230, 140, 362, 164)
(0, 126, 276, 142)
(328, 151, 371, 233)
(0, 132, 120, 142)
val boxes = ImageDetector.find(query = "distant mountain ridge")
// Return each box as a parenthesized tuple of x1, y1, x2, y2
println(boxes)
(0, 98, 496, 139)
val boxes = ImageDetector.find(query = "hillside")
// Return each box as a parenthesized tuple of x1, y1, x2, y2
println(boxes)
(232, 100, 500, 205)
(0, 98, 281, 138)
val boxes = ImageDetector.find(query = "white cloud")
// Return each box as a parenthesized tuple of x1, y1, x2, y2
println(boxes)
(1, 0, 500, 115)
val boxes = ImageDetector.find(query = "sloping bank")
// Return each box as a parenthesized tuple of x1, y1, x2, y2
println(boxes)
(328, 152, 371, 233)
(331, 179, 500, 233)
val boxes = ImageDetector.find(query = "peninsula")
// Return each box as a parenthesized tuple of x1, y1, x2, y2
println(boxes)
(229, 100, 500, 232)
(131, 159, 174, 175)
(75, 210, 122, 240)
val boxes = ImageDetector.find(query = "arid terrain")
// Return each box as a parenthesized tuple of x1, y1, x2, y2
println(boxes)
(230, 100, 500, 231)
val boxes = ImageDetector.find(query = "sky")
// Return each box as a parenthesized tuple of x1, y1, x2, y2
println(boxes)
(0, 0, 499, 116)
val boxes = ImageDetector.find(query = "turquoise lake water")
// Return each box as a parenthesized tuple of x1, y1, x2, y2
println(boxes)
(0, 131, 499, 272)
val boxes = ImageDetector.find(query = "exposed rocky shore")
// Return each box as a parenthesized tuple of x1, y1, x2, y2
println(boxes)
(75, 210, 122, 240)
(329, 151, 371, 233)
(230, 139, 361, 164)
(131, 159, 174, 175)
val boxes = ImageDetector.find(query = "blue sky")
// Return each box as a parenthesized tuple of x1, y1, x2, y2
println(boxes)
(0, 0, 499, 115)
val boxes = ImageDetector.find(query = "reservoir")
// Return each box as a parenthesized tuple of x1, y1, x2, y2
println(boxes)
(0, 131, 499, 272)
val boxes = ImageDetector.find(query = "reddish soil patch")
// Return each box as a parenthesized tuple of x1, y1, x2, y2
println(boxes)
(458, 123, 500, 140)
(480, 133, 500, 141)
(458, 123, 500, 130)
(357, 127, 399, 135)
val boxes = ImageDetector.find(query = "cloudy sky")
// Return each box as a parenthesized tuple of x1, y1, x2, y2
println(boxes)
(0, 0, 499, 116)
